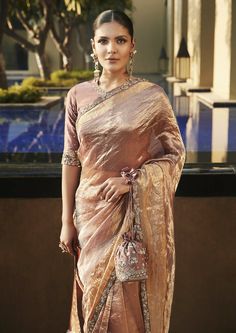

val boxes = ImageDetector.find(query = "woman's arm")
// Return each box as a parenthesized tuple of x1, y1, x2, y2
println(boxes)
(61, 164, 80, 223)
(60, 86, 81, 256)
(60, 164, 81, 256)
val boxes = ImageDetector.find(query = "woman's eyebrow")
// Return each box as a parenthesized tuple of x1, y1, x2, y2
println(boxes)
(97, 35, 128, 39)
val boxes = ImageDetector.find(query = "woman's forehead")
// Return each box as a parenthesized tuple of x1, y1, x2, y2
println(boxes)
(94, 21, 130, 38)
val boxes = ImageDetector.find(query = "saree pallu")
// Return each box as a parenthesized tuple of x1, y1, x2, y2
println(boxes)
(61, 78, 186, 333)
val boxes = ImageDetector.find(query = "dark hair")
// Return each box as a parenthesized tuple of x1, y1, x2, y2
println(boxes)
(93, 10, 134, 39)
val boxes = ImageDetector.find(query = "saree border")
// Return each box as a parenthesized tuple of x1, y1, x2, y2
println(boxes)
(78, 77, 146, 118)
(140, 281, 152, 333)
(133, 182, 152, 333)
(86, 182, 152, 333)
(87, 271, 117, 333)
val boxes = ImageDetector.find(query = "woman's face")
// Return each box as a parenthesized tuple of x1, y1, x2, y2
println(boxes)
(92, 21, 134, 75)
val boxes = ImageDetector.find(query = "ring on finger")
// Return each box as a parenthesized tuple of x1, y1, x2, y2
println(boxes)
(59, 242, 68, 253)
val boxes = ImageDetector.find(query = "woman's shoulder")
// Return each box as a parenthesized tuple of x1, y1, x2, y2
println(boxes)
(134, 77, 166, 95)
(67, 80, 94, 97)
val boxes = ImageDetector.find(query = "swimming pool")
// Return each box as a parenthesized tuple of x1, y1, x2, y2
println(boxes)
(0, 82, 236, 174)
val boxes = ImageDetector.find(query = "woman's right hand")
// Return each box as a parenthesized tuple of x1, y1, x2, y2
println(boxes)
(59, 222, 79, 256)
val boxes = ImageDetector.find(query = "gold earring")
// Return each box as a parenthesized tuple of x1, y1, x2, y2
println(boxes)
(90, 53, 100, 83)
(128, 50, 137, 77)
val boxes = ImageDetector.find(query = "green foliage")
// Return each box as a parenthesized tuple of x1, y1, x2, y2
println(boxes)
(50, 70, 93, 82)
(22, 70, 93, 88)
(0, 85, 42, 103)
(22, 76, 78, 87)
(21, 77, 46, 87)
(63, 0, 81, 14)
(8, 0, 45, 30)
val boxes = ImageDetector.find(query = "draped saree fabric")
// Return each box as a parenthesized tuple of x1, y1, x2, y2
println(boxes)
(61, 77, 186, 333)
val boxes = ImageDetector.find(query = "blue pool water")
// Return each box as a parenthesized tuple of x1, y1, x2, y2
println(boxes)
(0, 83, 236, 166)
(0, 111, 64, 153)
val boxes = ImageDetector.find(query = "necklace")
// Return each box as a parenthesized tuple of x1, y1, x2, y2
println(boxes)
(94, 76, 133, 98)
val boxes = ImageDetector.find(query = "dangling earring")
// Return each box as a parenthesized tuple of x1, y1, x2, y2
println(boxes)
(128, 50, 137, 77)
(90, 53, 100, 83)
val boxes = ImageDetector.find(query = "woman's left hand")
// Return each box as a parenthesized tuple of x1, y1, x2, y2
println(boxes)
(97, 177, 130, 202)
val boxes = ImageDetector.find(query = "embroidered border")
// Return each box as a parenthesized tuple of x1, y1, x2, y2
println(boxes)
(140, 281, 151, 333)
(87, 271, 116, 333)
(132, 182, 144, 241)
(79, 77, 146, 117)
(133, 183, 152, 332)
(61, 149, 81, 167)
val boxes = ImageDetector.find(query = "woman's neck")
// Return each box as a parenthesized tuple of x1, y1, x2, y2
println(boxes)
(98, 70, 130, 91)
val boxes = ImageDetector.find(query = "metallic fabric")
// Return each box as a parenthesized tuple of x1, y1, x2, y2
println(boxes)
(62, 78, 186, 333)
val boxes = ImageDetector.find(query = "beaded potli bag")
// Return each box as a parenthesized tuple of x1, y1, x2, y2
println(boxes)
(114, 167, 148, 282)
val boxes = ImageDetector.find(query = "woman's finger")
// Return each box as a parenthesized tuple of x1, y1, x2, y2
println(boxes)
(103, 183, 115, 199)
(108, 191, 119, 202)
(97, 180, 109, 197)
(104, 187, 115, 201)
(106, 188, 120, 202)
(64, 242, 74, 256)
(67, 246, 74, 256)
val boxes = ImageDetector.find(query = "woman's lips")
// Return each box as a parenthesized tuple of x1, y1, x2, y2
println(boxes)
(106, 58, 119, 62)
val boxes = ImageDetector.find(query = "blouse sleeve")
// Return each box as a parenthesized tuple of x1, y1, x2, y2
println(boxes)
(61, 88, 81, 167)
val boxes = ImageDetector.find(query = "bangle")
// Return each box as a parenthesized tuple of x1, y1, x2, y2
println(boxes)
(120, 167, 139, 185)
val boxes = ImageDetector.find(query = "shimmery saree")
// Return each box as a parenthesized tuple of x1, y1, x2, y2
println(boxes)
(61, 77, 186, 333)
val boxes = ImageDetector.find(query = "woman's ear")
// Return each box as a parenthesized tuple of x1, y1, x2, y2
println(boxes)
(131, 38, 136, 52)
(90, 38, 96, 53)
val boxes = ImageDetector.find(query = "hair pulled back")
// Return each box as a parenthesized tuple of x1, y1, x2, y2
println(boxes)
(93, 10, 134, 39)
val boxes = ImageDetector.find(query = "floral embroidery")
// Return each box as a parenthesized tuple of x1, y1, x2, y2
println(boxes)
(115, 231, 148, 282)
(61, 150, 81, 167)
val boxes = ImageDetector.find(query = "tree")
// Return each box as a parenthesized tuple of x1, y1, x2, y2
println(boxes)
(3, 0, 52, 80)
(0, 0, 8, 89)
(2, 0, 133, 78)
(49, 0, 82, 71)
(50, 0, 133, 71)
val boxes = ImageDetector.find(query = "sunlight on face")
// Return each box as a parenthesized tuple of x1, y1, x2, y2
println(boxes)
(93, 21, 134, 75)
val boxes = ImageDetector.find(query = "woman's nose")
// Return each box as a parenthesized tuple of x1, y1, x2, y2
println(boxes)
(107, 42, 117, 54)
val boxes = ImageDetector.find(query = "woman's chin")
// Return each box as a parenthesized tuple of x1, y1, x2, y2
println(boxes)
(102, 66, 127, 74)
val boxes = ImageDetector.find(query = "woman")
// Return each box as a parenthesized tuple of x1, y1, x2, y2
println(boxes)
(60, 9, 185, 333)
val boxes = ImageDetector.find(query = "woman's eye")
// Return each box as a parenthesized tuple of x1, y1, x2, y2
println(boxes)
(117, 38, 126, 44)
(98, 39, 108, 44)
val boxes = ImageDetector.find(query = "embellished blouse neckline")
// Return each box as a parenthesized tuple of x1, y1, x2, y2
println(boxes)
(78, 76, 146, 117)
(90, 76, 146, 99)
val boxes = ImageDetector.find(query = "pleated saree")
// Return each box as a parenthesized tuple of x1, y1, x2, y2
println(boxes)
(61, 77, 186, 333)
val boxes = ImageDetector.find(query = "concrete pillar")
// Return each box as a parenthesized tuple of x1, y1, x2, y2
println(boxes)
(213, 0, 236, 99)
(211, 108, 229, 162)
(200, 0, 215, 87)
(187, 0, 215, 87)
(230, 0, 236, 98)
(173, 0, 183, 76)
(173, 0, 188, 77)
(132, 0, 165, 73)
(182, 0, 188, 39)
(187, 0, 201, 86)
(166, 0, 174, 75)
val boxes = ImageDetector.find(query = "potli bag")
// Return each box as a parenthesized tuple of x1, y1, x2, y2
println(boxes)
(114, 167, 148, 282)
